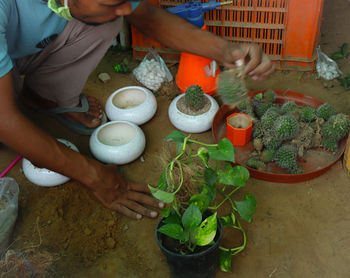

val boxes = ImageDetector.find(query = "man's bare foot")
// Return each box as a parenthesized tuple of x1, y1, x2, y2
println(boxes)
(22, 86, 104, 128)
(63, 96, 103, 128)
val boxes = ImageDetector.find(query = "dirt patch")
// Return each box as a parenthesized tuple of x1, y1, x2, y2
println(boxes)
(1, 1, 350, 277)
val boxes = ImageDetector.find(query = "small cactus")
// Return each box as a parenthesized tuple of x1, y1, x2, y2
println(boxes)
(263, 90, 276, 103)
(255, 102, 274, 118)
(273, 114, 299, 140)
(316, 103, 337, 121)
(300, 106, 317, 122)
(184, 85, 205, 111)
(281, 101, 298, 114)
(321, 113, 350, 141)
(274, 144, 298, 170)
(246, 158, 266, 171)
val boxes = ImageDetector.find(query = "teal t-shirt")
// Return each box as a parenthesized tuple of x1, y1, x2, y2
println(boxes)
(0, 0, 140, 77)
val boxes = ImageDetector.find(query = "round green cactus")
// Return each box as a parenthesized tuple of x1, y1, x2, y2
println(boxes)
(281, 101, 298, 114)
(263, 132, 283, 150)
(274, 144, 298, 170)
(246, 158, 266, 171)
(184, 85, 205, 111)
(263, 90, 276, 103)
(252, 121, 264, 138)
(273, 114, 299, 140)
(321, 113, 350, 141)
(288, 163, 304, 174)
(300, 106, 317, 122)
(261, 108, 280, 129)
(255, 102, 274, 119)
(316, 103, 337, 121)
(237, 98, 252, 111)
(321, 137, 338, 151)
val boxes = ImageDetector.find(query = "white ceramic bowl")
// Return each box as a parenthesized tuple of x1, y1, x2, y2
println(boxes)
(89, 121, 146, 165)
(168, 94, 219, 133)
(105, 86, 157, 125)
(22, 139, 79, 187)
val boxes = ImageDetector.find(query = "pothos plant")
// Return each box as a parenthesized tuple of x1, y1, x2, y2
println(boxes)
(148, 130, 257, 272)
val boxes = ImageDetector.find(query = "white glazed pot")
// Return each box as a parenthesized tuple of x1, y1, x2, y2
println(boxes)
(105, 86, 157, 125)
(89, 121, 146, 165)
(22, 139, 79, 187)
(168, 94, 219, 133)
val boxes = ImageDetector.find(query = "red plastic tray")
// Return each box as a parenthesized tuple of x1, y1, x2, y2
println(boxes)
(212, 90, 347, 183)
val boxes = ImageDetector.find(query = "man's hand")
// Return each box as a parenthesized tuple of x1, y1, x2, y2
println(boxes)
(90, 165, 164, 220)
(222, 43, 275, 81)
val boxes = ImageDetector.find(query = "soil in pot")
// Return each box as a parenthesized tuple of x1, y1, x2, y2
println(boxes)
(176, 95, 211, 116)
(155, 212, 223, 278)
(228, 114, 251, 128)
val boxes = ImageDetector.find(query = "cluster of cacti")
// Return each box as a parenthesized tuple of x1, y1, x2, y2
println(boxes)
(184, 85, 205, 111)
(236, 90, 350, 174)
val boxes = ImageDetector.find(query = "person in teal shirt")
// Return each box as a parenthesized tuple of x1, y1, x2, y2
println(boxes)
(0, 0, 274, 219)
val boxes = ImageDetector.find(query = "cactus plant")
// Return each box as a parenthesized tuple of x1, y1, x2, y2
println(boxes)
(300, 106, 317, 122)
(274, 144, 298, 170)
(321, 137, 338, 151)
(184, 85, 206, 111)
(255, 102, 274, 118)
(263, 90, 276, 103)
(261, 108, 280, 129)
(217, 69, 247, 104)
(281, 101, 298, 114)
(273, 114, 299, 140)
(246, 158, 267, 171)
(321, 113, 350, 141)
(262, 132, 283, 150)
(316, 103, 337, 121)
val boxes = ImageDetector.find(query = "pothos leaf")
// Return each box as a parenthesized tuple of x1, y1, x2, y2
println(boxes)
(157, 170, 168, 191)
(158, 224, 185, 241)
(182, 203, 202, 229)
(194, 213, 217, 246)
(208, 138, 235, 163)
(190, 193, 211, 213)
(148, 185, 175, 204)
(220, 212, 236, 227)
(165, 130, 190, 144)
(219, 250, 232, 272)
(161, 206, 172, 217)
(197, 147, 209, 167)
(217, 164, 250, 187)
(204, 167, 218, 187)
(235, 193, 257, 223)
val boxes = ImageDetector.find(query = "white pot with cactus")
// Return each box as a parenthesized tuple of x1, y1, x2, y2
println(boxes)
(168, 85, 219, 133)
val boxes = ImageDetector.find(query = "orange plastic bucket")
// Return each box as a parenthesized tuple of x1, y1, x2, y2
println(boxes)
(175, 26, 221, 95)
(226, 113, 252, 147)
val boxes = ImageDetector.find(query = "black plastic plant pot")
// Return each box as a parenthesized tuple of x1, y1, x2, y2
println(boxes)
(155, 214, 223, 278)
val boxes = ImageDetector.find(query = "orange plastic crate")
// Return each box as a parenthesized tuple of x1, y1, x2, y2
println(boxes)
(131, 0, 324, 71)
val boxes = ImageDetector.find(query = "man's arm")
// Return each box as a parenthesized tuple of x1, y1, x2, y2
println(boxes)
(126, 1, 274, 80)
(0, 71, 162, 219)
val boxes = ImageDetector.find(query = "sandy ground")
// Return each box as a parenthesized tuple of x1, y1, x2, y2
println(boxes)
(1, 0, 350, 277)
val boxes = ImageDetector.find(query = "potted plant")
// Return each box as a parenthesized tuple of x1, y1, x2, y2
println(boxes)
(148, 130, 257, 277)
(168, 85, 219, 133)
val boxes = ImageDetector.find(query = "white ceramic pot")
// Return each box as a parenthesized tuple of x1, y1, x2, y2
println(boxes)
(168, 94, 219, 133)
(22, 139, 79, 187)
(89, 121, 146, 165)
(105, 86, 157, 125)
